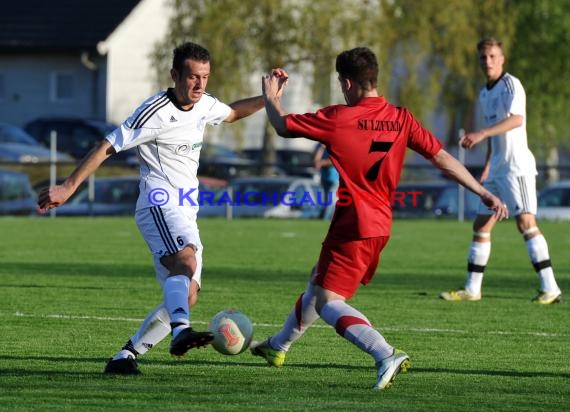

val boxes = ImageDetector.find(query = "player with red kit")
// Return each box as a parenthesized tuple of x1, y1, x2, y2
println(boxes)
(251, 47, 508, 390)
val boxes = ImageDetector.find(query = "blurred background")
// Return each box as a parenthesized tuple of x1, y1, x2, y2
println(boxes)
(0, 0, 569, 219)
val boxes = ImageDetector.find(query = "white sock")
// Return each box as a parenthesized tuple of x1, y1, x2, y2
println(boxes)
(271, 283, 319, 352)
(111, 305, 171, 360)
(526, 235, 560, 293)
(320, 300, 393, 363)
(164, 275, 190, 338)
(465, 241, 491, 295)
(112, 349, 136, 361)
(129, 304, 171, 355)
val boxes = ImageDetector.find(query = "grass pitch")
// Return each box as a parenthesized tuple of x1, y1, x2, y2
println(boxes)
(0, 216, 568, 411)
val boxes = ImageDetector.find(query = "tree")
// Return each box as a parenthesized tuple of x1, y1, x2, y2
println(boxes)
(509, 0, 570, 159)
(379, 0, 514, 143)
(151, 0, 387, 174)
(152, 0, 569, 171)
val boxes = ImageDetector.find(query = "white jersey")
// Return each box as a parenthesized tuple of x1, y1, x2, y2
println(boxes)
(106, 89, 232, 211)
(479, 72, 537, 177)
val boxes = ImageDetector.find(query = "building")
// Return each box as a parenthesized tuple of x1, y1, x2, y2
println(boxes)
(0, 0, 172, 127)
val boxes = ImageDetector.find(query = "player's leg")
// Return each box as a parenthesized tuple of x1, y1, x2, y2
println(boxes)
(137, 206, 213, 356)
(104, 277, 201, 375)
(323, 181, 339, 220)
(250, 271, 320, 367)
(440, 180, 501, 301)
(161, 246, 213, 356)
(513, 175, 562, 303)
(464, 214, 496, 296)
(316, 236, 409, 389)
(268, 266, 321, 350)
(315, 287, 410, 390)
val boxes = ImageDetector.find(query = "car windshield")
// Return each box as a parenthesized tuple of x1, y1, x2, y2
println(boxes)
(72, 180, 139, 204)
(0, 124, 38, 145)
(0, 172, 34, 200)
(87, 121, 117, 135)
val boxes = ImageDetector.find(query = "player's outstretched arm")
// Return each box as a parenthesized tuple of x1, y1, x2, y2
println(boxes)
(430, 149, 508, 220)
(262, 70, 291, 137)
(37, 140, 116, 213)
(225, 96, 264, 123)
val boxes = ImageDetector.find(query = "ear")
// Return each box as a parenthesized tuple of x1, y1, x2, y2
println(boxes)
(170, 68, 178, 83)
(343, 78, 353, 90)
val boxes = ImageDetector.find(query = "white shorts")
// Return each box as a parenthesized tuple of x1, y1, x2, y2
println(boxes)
(135, 206, 203, 288)
(478, 175, 537, 216)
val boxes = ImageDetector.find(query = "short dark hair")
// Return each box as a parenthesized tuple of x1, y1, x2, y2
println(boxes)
(172, 42, 210, 73)
(335, 47, 378, 90)
(477, 37, 503, 53)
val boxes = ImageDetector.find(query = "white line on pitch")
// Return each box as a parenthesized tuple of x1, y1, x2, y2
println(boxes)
(7, 311, 563, 338)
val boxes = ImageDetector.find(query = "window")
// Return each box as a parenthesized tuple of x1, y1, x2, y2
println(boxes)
(50, 72, 74, 102)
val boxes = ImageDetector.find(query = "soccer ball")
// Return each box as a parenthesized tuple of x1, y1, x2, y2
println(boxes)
(208, 309, 254, 355)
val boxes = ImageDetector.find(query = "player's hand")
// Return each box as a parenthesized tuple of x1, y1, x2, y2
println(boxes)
(480, 192, 509, 221)
(263, 68, 289, 99)
(459, 131, 485, 150)
(37, 185, 73, 213)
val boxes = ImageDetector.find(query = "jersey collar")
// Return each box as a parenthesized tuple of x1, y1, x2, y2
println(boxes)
(357, 96, 386, 106)
(167, 88, 194, 112)
(486, 72, 507, 90)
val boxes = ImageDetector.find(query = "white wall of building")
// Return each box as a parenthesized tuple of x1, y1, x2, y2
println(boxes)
(101, 0, 173, 125)
(0, 54, 105, 126)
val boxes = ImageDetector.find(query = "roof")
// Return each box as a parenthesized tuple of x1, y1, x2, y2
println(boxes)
(0, 0, 141, 52)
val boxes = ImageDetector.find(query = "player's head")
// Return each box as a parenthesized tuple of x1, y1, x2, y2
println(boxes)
(477, 37, 505, 82)
(170, 42, 211, 108)
(335, 47, 379, 105)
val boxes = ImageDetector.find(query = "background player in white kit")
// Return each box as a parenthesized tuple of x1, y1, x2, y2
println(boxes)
(37, 42, 288, 374)
(440, 37, 562, 305)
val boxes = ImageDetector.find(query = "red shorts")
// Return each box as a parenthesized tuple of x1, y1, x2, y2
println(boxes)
(314, 236, 390, 299)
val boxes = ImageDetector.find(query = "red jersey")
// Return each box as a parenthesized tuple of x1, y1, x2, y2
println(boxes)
(285, 96, 442, 239)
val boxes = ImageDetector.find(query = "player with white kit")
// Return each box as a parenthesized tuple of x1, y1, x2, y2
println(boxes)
(37, 42, 288, 374)
(440, 37, 562, 304)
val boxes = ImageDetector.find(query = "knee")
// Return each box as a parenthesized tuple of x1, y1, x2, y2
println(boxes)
(161, 248, 197, 276)
(314, 291, 332, 314)
(188, 293, 198, 307)
(177, 254, 197, 275)
(517, 214, 540, 239)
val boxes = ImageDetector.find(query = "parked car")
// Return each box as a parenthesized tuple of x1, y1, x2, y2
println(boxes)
(0, 169, 37, 215)
(52, 176, 140, 216)
(242, 148, 316, 177)
(537, 180, 570, 221)
(432, 184, 481, 219)
(198, 176, 322, 218)
(0, 122, 73, 164)
(392, 181, 480, 219)
(24, 117, 136, 164)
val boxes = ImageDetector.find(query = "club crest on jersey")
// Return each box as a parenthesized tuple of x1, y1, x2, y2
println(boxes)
(175, 144, 191, 155)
